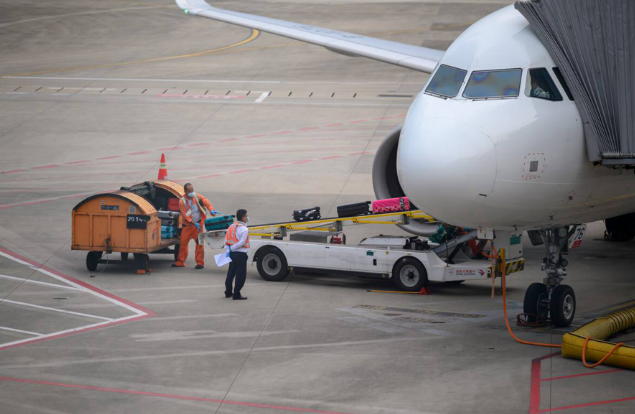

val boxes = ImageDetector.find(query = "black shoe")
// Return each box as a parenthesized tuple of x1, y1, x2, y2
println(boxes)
(195, 265, 204, 269)
(232, 296, 248, 300)
(225, 293, 232, 298)
(171, 263, 184, 268)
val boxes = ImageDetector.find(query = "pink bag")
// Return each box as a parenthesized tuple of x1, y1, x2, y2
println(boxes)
(372, 197, 411, 214)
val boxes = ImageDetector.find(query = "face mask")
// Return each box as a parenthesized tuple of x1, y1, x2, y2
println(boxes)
(246, 216, 249, 222)
(187, 192, 196, 198)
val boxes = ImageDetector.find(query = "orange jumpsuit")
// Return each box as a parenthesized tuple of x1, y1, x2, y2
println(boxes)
(174, 194, 213, 267)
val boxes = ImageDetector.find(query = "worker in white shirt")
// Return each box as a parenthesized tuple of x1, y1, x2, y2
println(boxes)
(224, 209, 250, 300)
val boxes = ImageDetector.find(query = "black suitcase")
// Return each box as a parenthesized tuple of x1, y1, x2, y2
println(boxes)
(158, 210, 179, 219)
(337, 201, 371, 217)
(293, 207, 321, 222)
(154, 196, 168, 212)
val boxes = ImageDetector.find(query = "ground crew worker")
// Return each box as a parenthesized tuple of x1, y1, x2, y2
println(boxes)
(172, 183, 215, 269)
(224, 209, 249, 300)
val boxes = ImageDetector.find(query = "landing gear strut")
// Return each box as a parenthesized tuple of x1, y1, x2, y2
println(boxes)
(523, 227, 577, 327)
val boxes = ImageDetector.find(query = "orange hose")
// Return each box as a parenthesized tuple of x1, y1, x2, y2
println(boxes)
(581, 336, 625, 368)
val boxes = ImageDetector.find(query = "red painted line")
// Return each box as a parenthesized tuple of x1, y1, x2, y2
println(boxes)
(349, 120, 368, 124)
(540, 396, 635, 412)
(197, 173, 224, 179)
(245, 134, 267, 139)
(291, 160, 312, 165)
(219, 138, 238, 143)
(299, 127, 319, 131)
(260, 164, 285, 169)
(325, 123, 343, 127)
(96, 156, 121, 160)
(0, 247, 154, 351)
(228, 169, 253, 174)
(529, 352, 561, 414)
(273, 131, 292, 135)
(187, 143, 211, 147)
(128, 151, 151, 155)
(32, 165, 60, 170)
(541, 368, 623, 382)
(0, 377, 354, 414)
(65, 160, 90, 165)
(2, 169, 27, 174)
(348, 151, 372, 156)
(320, 156, 344, 160)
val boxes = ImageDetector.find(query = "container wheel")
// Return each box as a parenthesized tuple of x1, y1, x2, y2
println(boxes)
(445, 280, 464, 285)
(86, 251, 102, 272)
(256, 247, 289, 281)
(121, 253, 129, 261)
(523, 282, 549, 323)
(551, 285, 576, 327)
(134, 253, 150, 273)
(392, 257, 428, 292)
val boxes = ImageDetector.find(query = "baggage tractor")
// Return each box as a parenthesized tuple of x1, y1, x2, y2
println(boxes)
(161, 225, 177, 239)
(293, 207, 321, 222)
(168, 198, 180, 212)
(337, 201, 370, 218)
(372, 197, 411, 214)
(205, 215, 234, 231)
(158, 210, 179, 219)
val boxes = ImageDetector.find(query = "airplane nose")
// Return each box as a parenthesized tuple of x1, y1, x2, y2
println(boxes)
(397, 119, 497, 226)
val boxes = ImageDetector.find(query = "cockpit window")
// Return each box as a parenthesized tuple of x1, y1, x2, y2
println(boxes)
(463, 69, 522, 99)
(425, 65, 467, 98)
(552, 67, 574, 100)
(525, 68, 563, 101)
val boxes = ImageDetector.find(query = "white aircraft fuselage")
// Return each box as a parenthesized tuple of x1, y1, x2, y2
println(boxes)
(398, 5, 635, 231)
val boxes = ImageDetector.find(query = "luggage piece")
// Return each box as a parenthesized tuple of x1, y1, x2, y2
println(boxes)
(154, 196, 168, 211)
(168, 198, 180, 212)
(160, 219, 176, 227)
(205, 215, 234, 231)
(161, 225, 177, 239)
(158, 210, 179, 219)
(337, 201, 370, 218)
(293, 207, 321, 222)
(372, 197, 411, 214)
(121, 181, 156, 200)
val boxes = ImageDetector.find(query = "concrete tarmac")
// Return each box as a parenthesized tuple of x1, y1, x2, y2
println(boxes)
(1, 1, 634, 413)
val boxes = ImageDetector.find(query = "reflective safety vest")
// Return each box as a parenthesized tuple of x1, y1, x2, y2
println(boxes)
(225, 222, 250, 249)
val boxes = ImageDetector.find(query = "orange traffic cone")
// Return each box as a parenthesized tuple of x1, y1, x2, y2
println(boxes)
(158, 153, 168, 180)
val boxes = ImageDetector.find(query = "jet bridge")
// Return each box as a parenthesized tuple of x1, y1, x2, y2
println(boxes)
(516, 0, 635, 166)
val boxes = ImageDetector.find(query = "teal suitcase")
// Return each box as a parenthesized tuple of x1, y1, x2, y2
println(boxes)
(205, 215, 234, 231)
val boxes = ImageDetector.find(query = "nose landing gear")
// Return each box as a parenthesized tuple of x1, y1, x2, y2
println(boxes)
(523, 227, 577, 327)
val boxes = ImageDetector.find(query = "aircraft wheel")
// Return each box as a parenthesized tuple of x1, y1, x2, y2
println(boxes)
(393, 257, 428, 292)
(551, 285, 576, 327)
(86, 251, 102, 271)
(257, 247, 289, 281)
(524, 283, 549, 323)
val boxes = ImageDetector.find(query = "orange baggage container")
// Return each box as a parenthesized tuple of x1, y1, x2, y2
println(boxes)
(72, 180, 185, 273)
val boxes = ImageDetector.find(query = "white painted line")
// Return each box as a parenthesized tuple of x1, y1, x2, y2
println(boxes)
(0, 251, 145, 316)
(0, 326, 42, 336)
(0, 274, 82, 291)
(1, 76, 423, 85)
(255, 91, 270, 103)
(0, 313, 142, 351)
(1, 300, 113, 321)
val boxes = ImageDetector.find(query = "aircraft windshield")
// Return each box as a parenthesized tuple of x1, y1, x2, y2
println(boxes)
(525, 68, 563, 101)
(463, 69, 522, 99)
(425, 65, 467, 98)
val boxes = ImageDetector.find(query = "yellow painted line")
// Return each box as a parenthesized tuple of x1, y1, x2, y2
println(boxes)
(2, 29, 260, 78)
(2, 26, 431, 78)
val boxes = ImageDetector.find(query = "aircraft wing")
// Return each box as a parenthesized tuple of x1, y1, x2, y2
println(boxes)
(175, 0, 443, 73)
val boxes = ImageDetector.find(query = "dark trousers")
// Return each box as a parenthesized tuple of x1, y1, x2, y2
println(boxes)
(225, 252, 248, 298)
